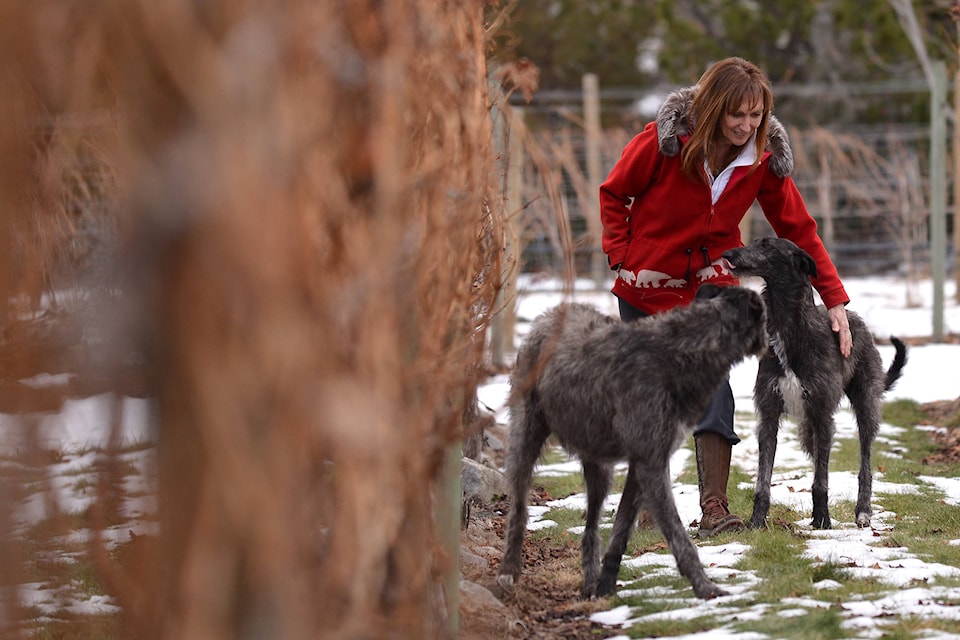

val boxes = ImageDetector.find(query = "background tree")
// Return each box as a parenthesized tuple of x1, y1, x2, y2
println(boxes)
(654, 0, 817, 85)
(496, 0, 957, 127)
(489, 0, 661, 89)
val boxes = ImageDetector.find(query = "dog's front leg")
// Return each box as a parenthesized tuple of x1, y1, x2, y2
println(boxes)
(643, 465, 725, 599)
(747, 404, 783, 529)
(749, 369, 784, 529)
(749, 415, 779, 529)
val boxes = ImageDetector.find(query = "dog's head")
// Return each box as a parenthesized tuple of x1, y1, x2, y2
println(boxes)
(721, 237, 817, 281)
(695, 284, 768, 357)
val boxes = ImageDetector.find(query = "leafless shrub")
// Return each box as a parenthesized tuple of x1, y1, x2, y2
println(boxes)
(0, 2, 505, 639)
(791, 126, 927, 302)
(508, 111, 929, 296)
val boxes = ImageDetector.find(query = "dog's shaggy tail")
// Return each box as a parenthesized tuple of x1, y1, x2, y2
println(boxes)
(884, 337, 908, 392)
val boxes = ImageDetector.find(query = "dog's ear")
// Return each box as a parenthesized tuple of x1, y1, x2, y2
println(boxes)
(733, 288, 764, 330)
(739, 292, 750, 327)
(795, 250, 818, 279)
(695, 283, 722, 300)
(748, 290, 765, 321)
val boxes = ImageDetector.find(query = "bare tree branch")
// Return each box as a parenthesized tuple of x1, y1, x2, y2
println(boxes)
(888, 0, 935, 84)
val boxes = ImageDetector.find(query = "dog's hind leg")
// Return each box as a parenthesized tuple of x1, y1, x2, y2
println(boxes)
(580, 460, 613, 598)
(749, 360, 784, 529)
(847, 384, 881, 527)
(497, 402, 551, 590)
(808, 412, 836, 529)
(854, 430, 876, 528)
(642, 464, 725, 600)
(593, 463, 641, 598)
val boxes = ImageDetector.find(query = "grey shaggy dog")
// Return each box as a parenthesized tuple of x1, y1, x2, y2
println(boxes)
(722, 237, 907, 530)
(495, 285, 767, 600)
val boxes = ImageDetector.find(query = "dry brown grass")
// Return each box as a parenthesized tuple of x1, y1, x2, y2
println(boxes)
(0, 2, 509, 638)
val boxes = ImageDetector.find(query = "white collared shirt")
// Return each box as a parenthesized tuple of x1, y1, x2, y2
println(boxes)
(703, 132, 757, 204)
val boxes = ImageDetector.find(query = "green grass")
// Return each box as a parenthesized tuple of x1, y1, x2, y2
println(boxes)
(529, 507, 584, 542)
(513, 398, 960, 639)
(883, 399, 929, 429)
(831, 434, 868, 473)
(623, 614, 724, 638)
(733, 527, 813, 601)
(67, 555, 108, 598)
(877, 617, 960, 639)
(872, 486, 960, 572)
(534, 472, 586, 501)
(3, 433, 162, 636)
(732, 606, 847, 639)
(538, 444, 571, 466)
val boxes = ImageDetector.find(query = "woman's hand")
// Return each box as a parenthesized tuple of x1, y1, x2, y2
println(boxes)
(828, 304, 852, 358)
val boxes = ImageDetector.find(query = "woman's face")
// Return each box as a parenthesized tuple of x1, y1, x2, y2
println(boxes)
(720, 99, 764, 147)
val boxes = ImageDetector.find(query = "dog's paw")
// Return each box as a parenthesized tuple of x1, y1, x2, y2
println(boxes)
(746, 516, 767, 530)
(693, 582, 728, 600)
(856, 513, 871, 528)
(593, 573, 618, 598)
(495, 573, 516, 591)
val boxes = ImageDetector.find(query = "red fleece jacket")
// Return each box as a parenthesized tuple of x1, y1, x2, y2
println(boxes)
(599, 121, 849, 315)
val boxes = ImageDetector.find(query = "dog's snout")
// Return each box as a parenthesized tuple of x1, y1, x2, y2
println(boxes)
(721, 248, 744, 270)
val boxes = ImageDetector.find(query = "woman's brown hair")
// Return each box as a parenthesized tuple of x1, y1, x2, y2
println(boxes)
(680, 57, 773, 180)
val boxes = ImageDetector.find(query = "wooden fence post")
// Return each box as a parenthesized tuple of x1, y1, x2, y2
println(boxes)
(818, 143, 835, 251)
(931, 61, 948, 341)
(489, 104, 522, 369)
(954, 55, 960, 302)
(583, 73, 605, 287)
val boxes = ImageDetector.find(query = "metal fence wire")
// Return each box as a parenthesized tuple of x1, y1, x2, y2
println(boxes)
(505, 83, 954, 280)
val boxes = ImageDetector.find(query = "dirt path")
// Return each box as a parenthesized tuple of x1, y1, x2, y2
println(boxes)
(459, 497, 612, 640)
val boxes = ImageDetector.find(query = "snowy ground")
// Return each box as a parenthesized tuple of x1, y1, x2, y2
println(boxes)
(477, 272, 960, 639)
(3, 271, 960, 632)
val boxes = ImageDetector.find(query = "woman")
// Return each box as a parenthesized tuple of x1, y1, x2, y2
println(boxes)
(599, 57, 852, 537)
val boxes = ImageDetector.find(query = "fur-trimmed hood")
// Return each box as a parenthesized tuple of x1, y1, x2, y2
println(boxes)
(655, 85, 793, 178)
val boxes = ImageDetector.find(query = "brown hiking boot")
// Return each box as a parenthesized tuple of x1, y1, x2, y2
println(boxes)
(695, 432, 745, 538)
(698, 498, 744, 538)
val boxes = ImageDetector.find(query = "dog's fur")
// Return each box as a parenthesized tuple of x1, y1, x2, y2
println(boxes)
(495, 285, 767, 600)
(722, 237, 907, 529)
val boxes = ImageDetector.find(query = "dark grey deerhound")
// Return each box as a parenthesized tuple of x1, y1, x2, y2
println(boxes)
(495, 285, 767, 600)
(722, 237, 907, 530)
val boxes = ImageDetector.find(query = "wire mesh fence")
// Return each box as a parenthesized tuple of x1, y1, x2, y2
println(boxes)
(503, 83, 953, 282)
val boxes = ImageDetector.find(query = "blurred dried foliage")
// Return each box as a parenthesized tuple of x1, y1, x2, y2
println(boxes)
(789, 125, 928, 295)
(0, 1, 508, 638)
(495, 58, 540, 104)
(507, 113, 933, 281)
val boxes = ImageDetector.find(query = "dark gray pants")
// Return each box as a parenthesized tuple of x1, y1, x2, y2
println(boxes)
(617, 296, 740, 445)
